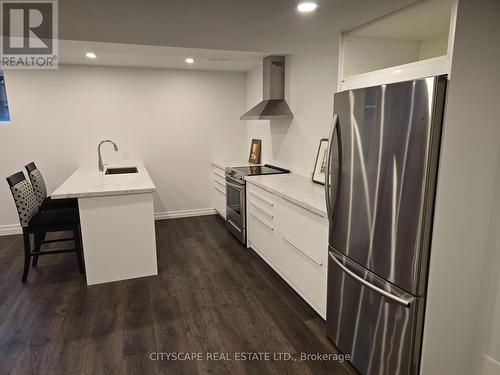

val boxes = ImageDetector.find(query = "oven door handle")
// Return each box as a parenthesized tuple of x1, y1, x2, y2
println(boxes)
(226, 179, 244, 190)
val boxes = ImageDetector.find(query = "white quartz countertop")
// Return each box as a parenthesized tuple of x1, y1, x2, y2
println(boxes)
(212, 160, 263, 170)
(245, 173, 327, 217)
(52, 162, 155, 199)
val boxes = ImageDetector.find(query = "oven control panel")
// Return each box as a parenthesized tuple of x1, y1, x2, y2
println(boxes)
(225, 168, 245, 184)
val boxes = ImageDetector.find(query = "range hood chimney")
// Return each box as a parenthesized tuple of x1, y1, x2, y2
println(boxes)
(240, 55, 294, 121)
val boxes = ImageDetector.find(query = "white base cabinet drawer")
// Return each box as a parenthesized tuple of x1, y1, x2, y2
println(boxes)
(247, 184, 276, 214)
(212, 166, 226, 219)
(214, 185, 226, 218)
(277, 232, 327, 316)
(276, 196, 328, 267)
(247, 208, 275, 264)
(246, 183, 328, 318)
(247, 183, 278, 262)
(213, 167, 226, 181)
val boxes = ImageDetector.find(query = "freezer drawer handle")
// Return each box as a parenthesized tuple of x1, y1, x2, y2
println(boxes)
(330, 253, 411, 307)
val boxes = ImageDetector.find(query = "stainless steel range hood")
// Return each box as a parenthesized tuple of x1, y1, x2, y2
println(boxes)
(240, 56, 294, 120)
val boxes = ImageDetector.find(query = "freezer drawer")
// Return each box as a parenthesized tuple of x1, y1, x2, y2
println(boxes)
(326, 249, 424, 375)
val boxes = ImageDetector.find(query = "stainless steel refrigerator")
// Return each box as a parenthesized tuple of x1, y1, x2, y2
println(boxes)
(325, 75, 447, 375)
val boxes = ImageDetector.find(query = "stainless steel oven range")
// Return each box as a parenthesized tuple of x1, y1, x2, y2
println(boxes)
(225, 164, 290, 244)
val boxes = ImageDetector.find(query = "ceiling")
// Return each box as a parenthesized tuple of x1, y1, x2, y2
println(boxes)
(350, 0, 454, 41)
(59, 40, 264, 72)
(59, 0, 419, 56)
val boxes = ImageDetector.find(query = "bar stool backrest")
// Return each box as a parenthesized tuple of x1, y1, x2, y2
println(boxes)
(25, 162, 47, 207)
(6, 171, 39, 227)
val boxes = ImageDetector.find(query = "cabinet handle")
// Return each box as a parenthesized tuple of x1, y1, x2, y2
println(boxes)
(249, 201, 273, 219)
(214, 179, 225, 187)
(214, 185, 226, 195)
(280, 233, 323, 266)
(214, 170, 225, 178)
(249, 191, 274, 207)
(249, 212, 274, 231)
(281, 196, 324, 218)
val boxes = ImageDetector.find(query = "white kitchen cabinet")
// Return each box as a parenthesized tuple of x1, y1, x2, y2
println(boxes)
(247, 185, 275, 215)
(246, 183, 328, 318)
(212, 165, 226, 219)
(338, 0, 457, 91)
(247, 184, 277, 264)
(277, 197, 328, 267)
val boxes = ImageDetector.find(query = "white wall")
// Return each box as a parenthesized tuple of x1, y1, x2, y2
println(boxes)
(245, 55, 338, 177)
(342, 34, 449, 78)
(343, 36, 420, 76)
(0, 65, 247, 230)
(480, 159, 500, 375)
(420, 0, 500, 374)
(418, 33, 449, 60)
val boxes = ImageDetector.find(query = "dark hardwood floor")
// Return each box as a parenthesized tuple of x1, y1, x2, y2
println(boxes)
(0, 215, 356, 375)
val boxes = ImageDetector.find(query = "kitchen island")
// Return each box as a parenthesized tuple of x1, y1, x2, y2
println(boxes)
(52, 162, 158, 285)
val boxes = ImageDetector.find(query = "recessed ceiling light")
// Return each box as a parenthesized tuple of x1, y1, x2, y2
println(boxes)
(86, 52, 97, 59)
(206, 58, 230, 62)
(185, 58, 194, 64)
(297, 2, 318, 13)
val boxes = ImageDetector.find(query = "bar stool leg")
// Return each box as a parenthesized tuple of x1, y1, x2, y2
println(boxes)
(22, 230, 31, 282)
(32, 232, 43, 267)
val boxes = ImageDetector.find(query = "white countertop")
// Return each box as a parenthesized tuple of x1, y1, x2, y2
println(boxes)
(212, 160, 263, 170)
(52, 162, 155, 199)
(245, 173, 327, 217)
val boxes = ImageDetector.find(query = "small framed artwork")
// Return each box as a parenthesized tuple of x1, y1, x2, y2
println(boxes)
(249, 139, 262, 164)
(312, 138, 329, 185)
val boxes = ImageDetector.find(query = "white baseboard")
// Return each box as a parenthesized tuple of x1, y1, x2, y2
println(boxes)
(482, 354, 500, 375)
(0, 208, 217, 236)
(0, 223, 22, 236)
(154, 208, 217, 220)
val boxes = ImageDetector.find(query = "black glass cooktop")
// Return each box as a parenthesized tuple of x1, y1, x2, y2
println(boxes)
(231, 164, 290, 176)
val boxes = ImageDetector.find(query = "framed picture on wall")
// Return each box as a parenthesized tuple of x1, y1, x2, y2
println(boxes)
(312, 138, 329, 185)
(248, 139, 262, 164)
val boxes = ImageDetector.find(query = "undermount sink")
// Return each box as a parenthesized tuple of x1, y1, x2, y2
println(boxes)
(105, 167, 138, 175)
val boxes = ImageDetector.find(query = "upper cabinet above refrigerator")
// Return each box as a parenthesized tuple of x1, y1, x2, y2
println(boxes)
(338, 0, 458, 91)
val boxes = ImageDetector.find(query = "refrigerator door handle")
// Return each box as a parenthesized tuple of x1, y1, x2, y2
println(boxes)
(325, 113, 338, 219)
(329, 252, 412, 308)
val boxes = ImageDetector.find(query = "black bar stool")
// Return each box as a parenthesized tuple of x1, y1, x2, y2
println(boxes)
(25, 162, 78, 211)
(6, 171, 84, 282)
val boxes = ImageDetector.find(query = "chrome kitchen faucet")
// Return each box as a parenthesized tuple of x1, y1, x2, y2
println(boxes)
(98, 139, 119, 172)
